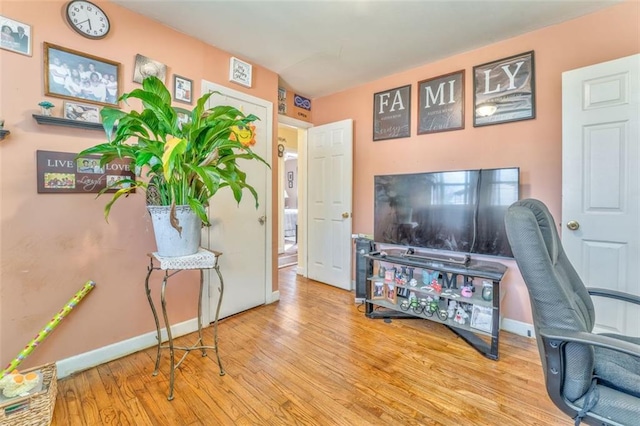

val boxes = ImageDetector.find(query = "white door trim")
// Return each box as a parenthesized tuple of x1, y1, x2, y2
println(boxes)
(201, 81, 273, 324)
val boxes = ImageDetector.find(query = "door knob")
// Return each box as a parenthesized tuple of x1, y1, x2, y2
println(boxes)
(258, 215, 266, 225)
(342, 212, 350, 219)
(566, 220, 580, 231)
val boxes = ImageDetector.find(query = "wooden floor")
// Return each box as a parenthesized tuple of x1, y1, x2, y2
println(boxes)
(51, 266, 568, 425)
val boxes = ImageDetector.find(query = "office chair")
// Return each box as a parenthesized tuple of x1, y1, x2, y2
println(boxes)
(504, 199, 640, 426)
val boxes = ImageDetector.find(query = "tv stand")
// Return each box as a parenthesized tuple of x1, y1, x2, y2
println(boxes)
(360, 245, 507, 360)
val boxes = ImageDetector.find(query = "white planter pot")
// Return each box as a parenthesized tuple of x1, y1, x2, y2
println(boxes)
(147, 205, 202, 257)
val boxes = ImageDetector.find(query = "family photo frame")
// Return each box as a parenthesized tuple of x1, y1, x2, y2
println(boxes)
(173, 75, 193, 104)
(44, 42, 121, 108)
(0, 15, 31, 56)
(373, 84, 411, 141)
(418, 70, 465, 135)
(473, 51, 536, 127)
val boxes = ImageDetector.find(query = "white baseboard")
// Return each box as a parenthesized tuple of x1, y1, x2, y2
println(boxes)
(296, 265, 306, 276)
(270, 290, 280, 303)
(56, 318, 199, 379)
(501, 318, 535, 338)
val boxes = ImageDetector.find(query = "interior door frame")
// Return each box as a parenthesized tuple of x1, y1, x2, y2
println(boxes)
(201, 80, 274, 324)
(278, 115, 312, 277)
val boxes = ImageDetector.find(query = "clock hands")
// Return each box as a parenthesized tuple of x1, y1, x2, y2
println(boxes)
(76, 18, 92, 30)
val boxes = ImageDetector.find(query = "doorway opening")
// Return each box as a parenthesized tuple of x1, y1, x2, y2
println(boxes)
(277, 118, 310, 271)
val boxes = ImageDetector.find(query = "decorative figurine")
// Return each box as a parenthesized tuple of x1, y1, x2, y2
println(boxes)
(38, 101, 55, 116)
(482, 281, 493, 301)
(454, 306, 470, 325)
(461, 285, 474, 298)
(409, 278, 418, 287)
(378, 265, 386, 278)
(447, 300, 458, 319)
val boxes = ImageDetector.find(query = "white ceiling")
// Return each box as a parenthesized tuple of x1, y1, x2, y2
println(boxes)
(112, 0, 621, 98)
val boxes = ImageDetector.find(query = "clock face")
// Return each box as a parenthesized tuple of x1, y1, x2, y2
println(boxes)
(66, 0, 110, 39)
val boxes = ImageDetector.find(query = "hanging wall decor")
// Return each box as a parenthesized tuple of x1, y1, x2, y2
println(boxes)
(229, 56, 252, 88)
(473, 51, 535, 127)
(418, 70, 465, 135)
(373, 84, 411, 141)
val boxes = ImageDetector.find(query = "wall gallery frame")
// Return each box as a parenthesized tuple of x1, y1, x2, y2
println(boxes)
(173, 74, 193, 104)
(373, 84, 411, 141)
(0, 15, 32, 56)
(229, 56, 252, 88)
(133, 54, 167, 84)
(63, 100, 101, 123)
(44, 42, 121, 108)
(418, 70, 465, 134)
(473, 51, 536, 127)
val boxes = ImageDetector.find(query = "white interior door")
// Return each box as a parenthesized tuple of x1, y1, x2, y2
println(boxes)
(201, 81, 273, 320)
(307, 119, 353, 290)
(562, 54, 639, 337)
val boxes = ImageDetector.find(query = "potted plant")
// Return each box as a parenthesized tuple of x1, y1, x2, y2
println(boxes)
(77, 76, 269, 256)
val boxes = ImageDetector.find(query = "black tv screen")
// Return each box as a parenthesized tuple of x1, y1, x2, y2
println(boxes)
(374, 167, 519, 258)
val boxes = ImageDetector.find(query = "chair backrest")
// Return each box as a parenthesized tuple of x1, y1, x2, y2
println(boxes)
(505, 199, 595, 401)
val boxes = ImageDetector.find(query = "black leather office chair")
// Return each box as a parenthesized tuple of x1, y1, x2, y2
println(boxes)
(504, 199, 640, 426)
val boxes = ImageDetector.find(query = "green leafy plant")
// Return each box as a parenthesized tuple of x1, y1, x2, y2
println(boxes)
(77, 76, 269, 226)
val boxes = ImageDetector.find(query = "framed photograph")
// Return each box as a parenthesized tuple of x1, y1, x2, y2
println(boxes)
(0, 15, 31, 56)
(385, 282, 397, 304)
(278, 87, 287, 114)
(418, 70, 465, 134)
(133, 54, 167, 84)
(63, 101, 100, 123)
(173, 75, 193, 104)
(470, 304, 493, 333)
(44, 42, 120, 108)
(229, 56, 252, 88)
(473, 51, 535, 127)
(371, 281, 385, 300)
(373, 84, 411, 141)
(176, 111, 190, 129)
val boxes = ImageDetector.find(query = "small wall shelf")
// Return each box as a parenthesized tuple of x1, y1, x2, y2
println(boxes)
(0, 129, 10, 140)
(32, 114, 108, 131)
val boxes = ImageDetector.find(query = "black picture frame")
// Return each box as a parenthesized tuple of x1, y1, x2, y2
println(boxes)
(44, 42, 121, 108)
(373, 84, 411, 141)
(0, 15, 32, 56)
(473, 51, 535, 127)
(418, 70, 465, 135)
(173, 75, 193, 104)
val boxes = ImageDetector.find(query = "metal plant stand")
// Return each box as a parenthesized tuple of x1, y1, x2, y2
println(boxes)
(144, 247, 225, 400)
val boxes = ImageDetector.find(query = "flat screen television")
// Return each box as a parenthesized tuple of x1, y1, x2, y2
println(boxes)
(374, 167, 519, 258)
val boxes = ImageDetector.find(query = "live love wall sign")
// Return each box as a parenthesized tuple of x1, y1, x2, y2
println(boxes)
(36, 150, 135, 194)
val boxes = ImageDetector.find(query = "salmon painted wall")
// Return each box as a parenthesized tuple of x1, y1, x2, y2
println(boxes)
(312, 2, 640, 325)
(0, 1, 279, 369)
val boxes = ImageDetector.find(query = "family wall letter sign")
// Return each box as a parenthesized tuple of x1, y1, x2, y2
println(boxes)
(373, 84, 411, 141)
(473, 51, 535, 127)
(418, 70, 465, 134)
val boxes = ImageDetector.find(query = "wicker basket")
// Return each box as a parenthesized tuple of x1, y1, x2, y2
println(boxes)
(0, 363, 57, 426)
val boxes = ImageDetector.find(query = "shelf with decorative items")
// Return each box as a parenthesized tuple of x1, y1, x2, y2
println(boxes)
(362, 247, 507, 360)
(32, 114, 111, 131)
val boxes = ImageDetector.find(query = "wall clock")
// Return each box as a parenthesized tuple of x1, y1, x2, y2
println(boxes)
(65, 0, 111, 40)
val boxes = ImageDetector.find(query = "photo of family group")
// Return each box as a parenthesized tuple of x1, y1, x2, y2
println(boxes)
(44, 42, 121, 107)
(0, 15, 31, 56)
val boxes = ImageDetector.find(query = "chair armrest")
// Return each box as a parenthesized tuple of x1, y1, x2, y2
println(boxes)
(538, 327, 640, 358)
(587, 287, 640, 305)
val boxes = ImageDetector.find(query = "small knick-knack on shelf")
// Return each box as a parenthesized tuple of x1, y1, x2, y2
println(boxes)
(38, 101, 55, 116)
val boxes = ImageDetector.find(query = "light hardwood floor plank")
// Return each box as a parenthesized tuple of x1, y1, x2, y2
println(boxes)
(51, 266, 567, 425)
